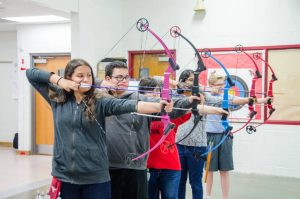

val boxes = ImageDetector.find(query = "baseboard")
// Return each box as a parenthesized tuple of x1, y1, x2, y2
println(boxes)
(0, 142, 13, 147)
(16, 150, 31, 155)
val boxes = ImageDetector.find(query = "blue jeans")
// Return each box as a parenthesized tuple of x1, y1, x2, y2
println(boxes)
(60, 181, 111, 199)
(148, 169, 181, 199)
(177, 144, 206, 199)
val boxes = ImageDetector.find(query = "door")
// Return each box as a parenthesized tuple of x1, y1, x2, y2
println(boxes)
(132, 54, 176, 79)
(34, 55, 70, 154)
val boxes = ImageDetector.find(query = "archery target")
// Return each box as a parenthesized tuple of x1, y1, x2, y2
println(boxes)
(229, 74, 249, 111)
(206, 68, 262, 121)
(200, 51, 265, 123)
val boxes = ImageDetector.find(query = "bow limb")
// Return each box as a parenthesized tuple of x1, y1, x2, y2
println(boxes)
(169, 26, 205, 98)
(131, 119, 174, 161)
(202, 49, 235, 87)
(200, 130, 232, 157)
(254, 53, 277, 117)
(168, 26, 206, 145)
(201, 49, 234, 132)
(170, 26, 206, 74)
(233, 45, 262, 134)
(196, 50, 233, 157)
(199, 86, 232, 158)
(132, 18, 178, 161)
(246, 53, 278, 131)
(235, 45, 262, 116)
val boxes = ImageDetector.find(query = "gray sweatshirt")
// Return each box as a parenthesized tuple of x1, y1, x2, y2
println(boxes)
(176, 93, 235, 147)
(106, 92, 191, 170)
(26, 68, 138, 184)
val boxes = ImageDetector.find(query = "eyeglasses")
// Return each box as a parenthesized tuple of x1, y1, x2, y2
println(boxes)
(111, 75, 130, 82)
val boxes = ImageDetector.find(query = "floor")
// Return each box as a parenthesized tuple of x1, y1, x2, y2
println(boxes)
(1, 146, 300, 199)
(0, 147, 51, 199)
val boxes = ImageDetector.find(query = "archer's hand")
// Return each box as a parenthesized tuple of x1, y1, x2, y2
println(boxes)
(257, 96, 274, 104)
(100, 80, 118, 96)
(58, 78, 80, 92)
(160, 100, 173, 113)
(217, 108, 229, 115)
(188, 94, 204, 104)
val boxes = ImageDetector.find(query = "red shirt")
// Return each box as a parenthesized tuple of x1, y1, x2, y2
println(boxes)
(147, 113, 191, 170)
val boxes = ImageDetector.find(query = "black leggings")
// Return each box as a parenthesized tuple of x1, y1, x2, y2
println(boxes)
(109, 169, 148, 199)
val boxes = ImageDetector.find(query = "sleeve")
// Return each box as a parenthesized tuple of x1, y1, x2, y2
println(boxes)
(26, 68, 53, 104)
(99, 97, 137, 117)
(228, 94, 235, 104)
(171, 112, 192, 126)
(204, 93, 238, 108)
(169, 97, 192, 119)
(228, 94, 243, 109)
(204, 93, 222, 107)
(137, 93, 160, 103)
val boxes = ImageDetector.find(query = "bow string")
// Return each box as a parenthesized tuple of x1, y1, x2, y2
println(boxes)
(132, 18, 179, 161)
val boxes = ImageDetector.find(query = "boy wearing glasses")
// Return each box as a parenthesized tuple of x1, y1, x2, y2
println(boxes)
(100, 61, 200, 199)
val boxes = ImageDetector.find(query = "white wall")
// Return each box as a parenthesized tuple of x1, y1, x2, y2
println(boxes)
(31, 0, 78, 13)
(0, 31, 18, 142)
(232, 123, 300, 178)
(15, 0, 300, 178)
(0, 31, 17, 61)
(122, 0, 300, 75)
(71, 0, 125, 70)
(17, 23, 71, 151)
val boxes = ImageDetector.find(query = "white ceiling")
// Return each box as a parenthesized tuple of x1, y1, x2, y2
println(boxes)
(0, 0, 71, 31)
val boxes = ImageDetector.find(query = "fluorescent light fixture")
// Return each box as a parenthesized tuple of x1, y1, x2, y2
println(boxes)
(2, 15, 69, 23)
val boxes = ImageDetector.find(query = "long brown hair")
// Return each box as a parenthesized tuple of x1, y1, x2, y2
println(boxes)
(49, 58, 104, 121)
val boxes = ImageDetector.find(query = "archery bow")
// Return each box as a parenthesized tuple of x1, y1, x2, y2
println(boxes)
(168, 26, 206, 145)
(196, 49, 233, 157)
(132, 18, 179, 161)
(245, 52, 277, 133)
(201, 49, 234, 132)
(231, 44, 262, 134)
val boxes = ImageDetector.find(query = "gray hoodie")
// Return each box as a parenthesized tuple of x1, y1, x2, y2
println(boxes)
(26, 68, 138, 184)
(106, 92, 191, 170)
